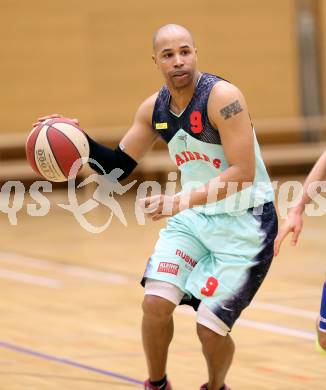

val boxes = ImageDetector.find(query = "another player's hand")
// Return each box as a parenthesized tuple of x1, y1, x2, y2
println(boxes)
(274, 209, 303, 256)
(138, 194, 182, 221)
(32, 114, 80, 128)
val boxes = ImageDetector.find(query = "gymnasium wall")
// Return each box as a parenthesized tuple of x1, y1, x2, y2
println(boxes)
(0, 0, 301, 135)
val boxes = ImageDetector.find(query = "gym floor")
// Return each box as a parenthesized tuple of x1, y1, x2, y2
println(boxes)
(0, 187, 324, 389)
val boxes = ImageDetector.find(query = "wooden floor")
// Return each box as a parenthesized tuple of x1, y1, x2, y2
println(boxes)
(0, 186, 325, 390)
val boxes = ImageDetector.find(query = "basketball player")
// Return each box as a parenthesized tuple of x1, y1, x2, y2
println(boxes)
(36, 24, 277, 390)
(274, 151, 326, 354)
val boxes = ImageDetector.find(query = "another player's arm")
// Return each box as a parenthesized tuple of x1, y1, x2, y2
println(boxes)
(274, 150, 326, 255)
(87, 94, 158, 179)
(290, 151, 326, 214)
(180, 82, 255, 209)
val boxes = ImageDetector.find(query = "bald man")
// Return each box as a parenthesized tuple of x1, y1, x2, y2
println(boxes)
(36, 24, 277, 390)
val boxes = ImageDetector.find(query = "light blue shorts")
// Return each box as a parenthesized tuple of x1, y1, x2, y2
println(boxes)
(141, 202, 278, 329)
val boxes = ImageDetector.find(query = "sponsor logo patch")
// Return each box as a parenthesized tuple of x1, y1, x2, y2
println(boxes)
(157, 262, 179, 275)
(175, 249, 197, 268)
(155, 122, 168, 130)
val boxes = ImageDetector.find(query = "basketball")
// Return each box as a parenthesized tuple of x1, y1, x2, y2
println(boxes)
(26, 117, 90, 182)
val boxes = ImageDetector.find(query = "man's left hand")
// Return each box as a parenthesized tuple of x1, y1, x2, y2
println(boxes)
(138, 195, 181, 221)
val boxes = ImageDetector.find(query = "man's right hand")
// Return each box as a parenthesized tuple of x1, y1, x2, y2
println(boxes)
(273, 209, 303, 256)
(32, 114, 80, 128)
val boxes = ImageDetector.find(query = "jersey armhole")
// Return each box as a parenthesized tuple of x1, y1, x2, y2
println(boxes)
(207, 80, 224, 132)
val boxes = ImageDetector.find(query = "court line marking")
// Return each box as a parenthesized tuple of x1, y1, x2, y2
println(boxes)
(0, 251, 128, 284)
(0, 269, 62, 288)
(237, 319, 315, 340)
(250, 301, 318, 319)
(1, 250, 318, 314)
(176, 306, 316, 340)
(0, 250, 319, 338)
(256, 366, 315, 383)
(0, 341, 143, 386)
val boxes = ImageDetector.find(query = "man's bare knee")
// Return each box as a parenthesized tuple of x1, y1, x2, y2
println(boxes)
(197, 323, 225, 346)
(142, 295, 176, 320)
(197, 323, 223, 341)
(197, 324, 234, 353)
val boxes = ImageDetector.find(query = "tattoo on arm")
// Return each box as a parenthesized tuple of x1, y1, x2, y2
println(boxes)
(220, 100, 243, 120)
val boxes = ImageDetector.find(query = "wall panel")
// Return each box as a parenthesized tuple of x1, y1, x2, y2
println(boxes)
(0, 0, 300, 134)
